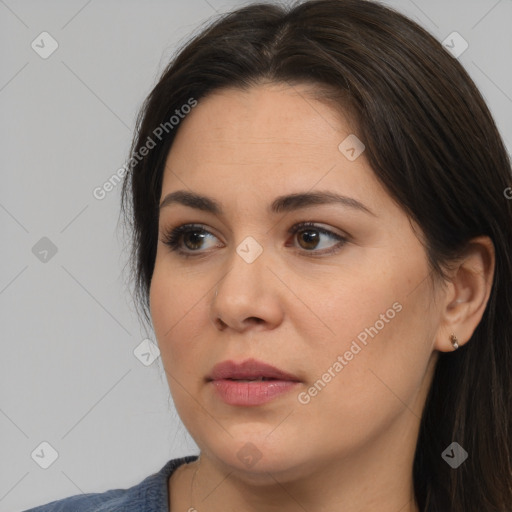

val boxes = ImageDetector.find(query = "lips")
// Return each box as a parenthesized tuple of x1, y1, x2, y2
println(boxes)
(207, 358, 301, 382)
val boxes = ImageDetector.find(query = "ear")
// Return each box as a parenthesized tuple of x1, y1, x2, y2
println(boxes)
(434, 235, 495, 352)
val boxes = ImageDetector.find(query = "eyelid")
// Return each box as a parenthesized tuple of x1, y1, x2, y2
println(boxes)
(287, 221, 349, 239)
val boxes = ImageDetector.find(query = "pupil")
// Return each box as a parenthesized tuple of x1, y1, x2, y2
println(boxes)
(185, 232, 204, 250)
(300, 230, 318, 249)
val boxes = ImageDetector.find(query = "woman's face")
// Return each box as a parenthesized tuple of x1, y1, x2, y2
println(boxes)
(150, 82, 442, 480)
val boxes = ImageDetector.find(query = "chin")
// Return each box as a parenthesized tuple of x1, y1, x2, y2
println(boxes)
(206, 435, 315, 482)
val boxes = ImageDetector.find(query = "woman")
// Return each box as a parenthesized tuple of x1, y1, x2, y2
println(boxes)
(26, 0, 512, 510)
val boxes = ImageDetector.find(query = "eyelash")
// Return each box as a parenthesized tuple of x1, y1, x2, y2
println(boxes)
(160, 222, 348, 259)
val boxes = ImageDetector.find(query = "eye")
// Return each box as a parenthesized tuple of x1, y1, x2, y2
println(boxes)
(160, 223, 221, 258)
(160, 222, 348, 258)
(286, 221, 348, 256)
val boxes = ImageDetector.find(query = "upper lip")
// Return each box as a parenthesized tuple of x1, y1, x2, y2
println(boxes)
(207, 358, 301, 382)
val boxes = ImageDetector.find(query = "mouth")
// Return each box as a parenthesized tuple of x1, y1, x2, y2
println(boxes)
(225, 377, 278, 382)
(206, 358, 302, 406)
(206, 358, 301, 383)
(209, 378, 300, 406)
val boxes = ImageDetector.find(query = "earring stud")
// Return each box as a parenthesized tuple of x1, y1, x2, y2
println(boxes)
(450, 333, 459, 350)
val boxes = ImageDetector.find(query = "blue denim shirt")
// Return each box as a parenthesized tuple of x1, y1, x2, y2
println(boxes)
(23, 455, 199, 512)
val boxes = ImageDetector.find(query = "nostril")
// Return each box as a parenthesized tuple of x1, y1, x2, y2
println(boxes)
(216, 318, 228, 329)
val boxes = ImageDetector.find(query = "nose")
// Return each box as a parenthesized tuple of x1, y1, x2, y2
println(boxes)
(210, 245, 284, 332)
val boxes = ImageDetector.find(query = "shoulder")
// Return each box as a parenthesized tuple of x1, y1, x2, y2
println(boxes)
(22, 455, 199, 512)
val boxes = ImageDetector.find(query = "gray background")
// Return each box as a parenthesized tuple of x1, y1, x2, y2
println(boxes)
(1, 0, 511, 510)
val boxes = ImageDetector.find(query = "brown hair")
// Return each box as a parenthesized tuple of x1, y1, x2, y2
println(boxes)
(120, 1, 512, 509)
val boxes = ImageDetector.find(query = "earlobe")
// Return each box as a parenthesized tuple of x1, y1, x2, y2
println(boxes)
(434, 235, 495, 352)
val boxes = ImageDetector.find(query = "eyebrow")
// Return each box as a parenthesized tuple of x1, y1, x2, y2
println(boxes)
(158, 190, 376, 217)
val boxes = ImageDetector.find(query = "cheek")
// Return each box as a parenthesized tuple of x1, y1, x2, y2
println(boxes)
(149, 262, 206, 369)
(150, 258, 191, 335)
(312, 291, 435, 434)
(149, 265, 170, 339)
(149, 263, 186, 359)
(299, 254, 434, 415)
(295, 260, 398, 358)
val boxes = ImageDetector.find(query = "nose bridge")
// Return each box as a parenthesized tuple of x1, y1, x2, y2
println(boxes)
(222, 233, 268, 292)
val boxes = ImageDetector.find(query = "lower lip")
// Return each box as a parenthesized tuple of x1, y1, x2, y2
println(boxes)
(209, 379, 300, 406)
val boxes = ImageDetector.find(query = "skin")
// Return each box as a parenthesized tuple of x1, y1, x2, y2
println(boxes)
(148, 82, 495, 512)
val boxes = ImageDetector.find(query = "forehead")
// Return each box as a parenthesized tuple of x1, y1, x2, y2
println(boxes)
(171, 83, 355, 152)
(160, 83, 387, 216)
